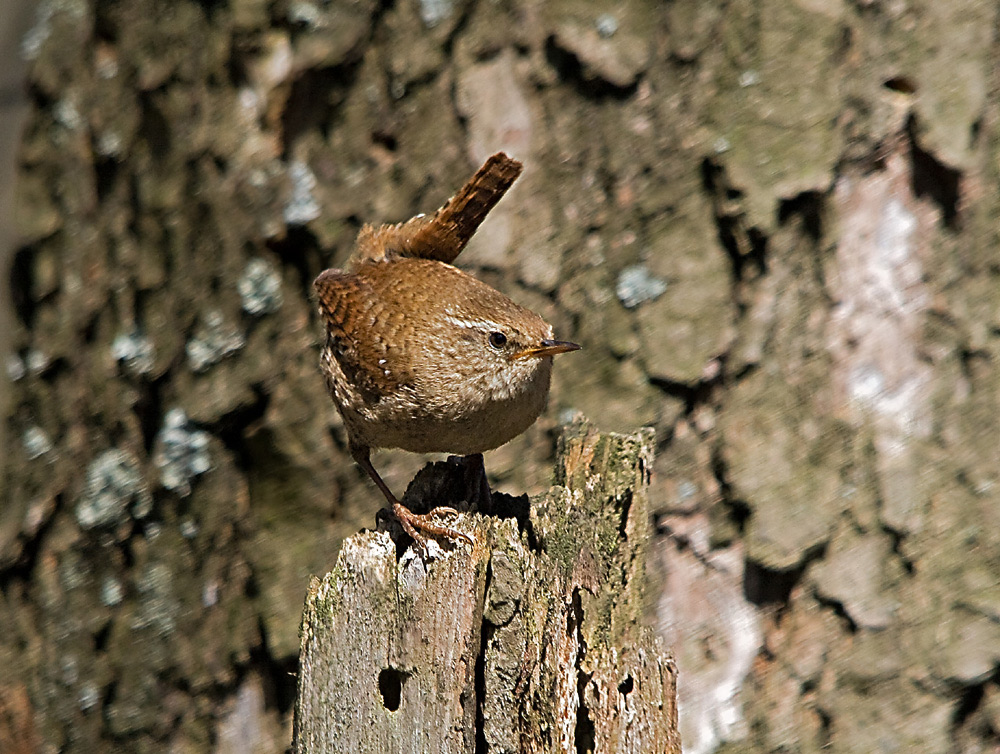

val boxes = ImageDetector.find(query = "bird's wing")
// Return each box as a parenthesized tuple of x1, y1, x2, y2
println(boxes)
(313, 269, 410, 401)
(354, 152, 523, 265)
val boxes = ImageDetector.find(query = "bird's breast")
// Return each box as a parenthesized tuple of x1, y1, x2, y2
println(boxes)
(366, 358, 553, 455)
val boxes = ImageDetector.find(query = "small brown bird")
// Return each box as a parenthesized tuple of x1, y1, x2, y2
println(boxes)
(314, 153, 579, 548)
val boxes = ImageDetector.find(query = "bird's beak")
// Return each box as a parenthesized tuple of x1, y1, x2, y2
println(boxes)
(513, 339, 582, 360)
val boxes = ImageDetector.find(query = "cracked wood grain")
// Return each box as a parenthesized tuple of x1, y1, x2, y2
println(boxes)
(294, 420, 680, 753)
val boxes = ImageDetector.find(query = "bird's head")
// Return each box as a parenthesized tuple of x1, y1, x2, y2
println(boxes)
(426, 282, 580, 404)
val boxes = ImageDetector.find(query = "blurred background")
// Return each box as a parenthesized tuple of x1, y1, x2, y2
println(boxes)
(2, 0, 999, 752)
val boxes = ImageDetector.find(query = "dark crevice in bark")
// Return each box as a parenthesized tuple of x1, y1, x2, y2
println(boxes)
(571, 588, 594, 754)
(648, 365, 724, 417)
(882, 526, 916, 576)
(657, 518, 721, 569)
(370, 128, 397, 152)
(778, 191, 826, 242)
(9, 243, 39, 329)
(883, 76, 918, 94)
(727, 359, 760, 384)
(709, 444, 751, 536)
(618, 676, 633, 698)
(128, 371, 167, 455)
(280, 61, 365, 157)
(743, 558, 808, 607)
(543, 36, 639, 101)
(440, 0, 475, 62)
(817, 707, 833, 749)
(813, 592, 859, 634)
(278, 0, 389, 155)
(700, 158, 768, 284)
(950, 669, 1000, 747)
(952, 680, 987, 729)
(94, 153, 122, 203)
(137, 92, 173, 165)
(212, 386, 271, 471)
(907, 115, 961, 229)
(268, 224, 324, 300)
(647, 375, 697, 404)
(617, 489, 632, 541)
(474, 559, 494, 754)
(0, 489, 62, 585)
(93, 620, 113, 653)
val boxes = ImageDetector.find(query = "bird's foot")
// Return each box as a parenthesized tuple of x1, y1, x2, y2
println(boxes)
(393, 502, 475, 553)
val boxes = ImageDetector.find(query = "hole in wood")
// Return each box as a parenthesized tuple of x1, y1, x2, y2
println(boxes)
(378, 667, 406, 711)
(618, 676, 634, 697)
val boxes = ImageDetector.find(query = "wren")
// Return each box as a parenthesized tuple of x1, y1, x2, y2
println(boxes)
(314, 153, 579, 549)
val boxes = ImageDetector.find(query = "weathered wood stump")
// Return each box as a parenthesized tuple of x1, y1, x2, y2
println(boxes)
(294, 420, 680, 753)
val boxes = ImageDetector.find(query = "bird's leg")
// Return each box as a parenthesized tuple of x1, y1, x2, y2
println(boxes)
(462, 453, 492, 509)
(350, 444, 474, 549)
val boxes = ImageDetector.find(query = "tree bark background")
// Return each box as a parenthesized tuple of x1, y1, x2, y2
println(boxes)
(1, 0, 998, 752)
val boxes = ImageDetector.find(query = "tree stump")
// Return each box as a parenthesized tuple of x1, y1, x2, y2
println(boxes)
(293, 419, 680, 753)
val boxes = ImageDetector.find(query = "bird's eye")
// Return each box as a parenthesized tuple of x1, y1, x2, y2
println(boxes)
(488, 331, 507, 349)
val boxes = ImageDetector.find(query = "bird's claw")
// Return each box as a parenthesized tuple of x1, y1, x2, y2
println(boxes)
(393, 502, 475, 552)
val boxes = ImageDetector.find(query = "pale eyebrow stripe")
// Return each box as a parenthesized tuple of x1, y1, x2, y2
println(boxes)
(443, 314, 504, 331)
